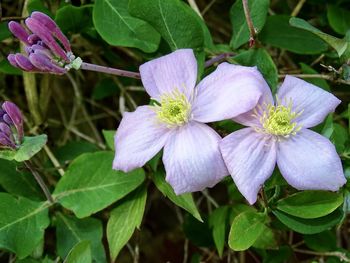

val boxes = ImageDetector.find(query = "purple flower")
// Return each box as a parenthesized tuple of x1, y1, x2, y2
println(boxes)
(113, 49, 265, 194)
(0, 101, 24, 149)
(220, 76, 347, 204)
(7, 12, 81, 75)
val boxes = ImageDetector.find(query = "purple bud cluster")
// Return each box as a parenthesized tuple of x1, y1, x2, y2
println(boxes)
(0, 102, 24, 149)
(7, 12, 76, 75)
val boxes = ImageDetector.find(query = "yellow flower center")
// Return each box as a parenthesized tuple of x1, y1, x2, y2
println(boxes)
(254, 98, 302, 137)
(155, 90, 191, 127)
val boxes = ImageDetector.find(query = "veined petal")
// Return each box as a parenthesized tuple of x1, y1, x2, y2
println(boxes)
(192, 63, 271, 123)
(8, 21, 30, 45)
(277, 129, 346, 191)
(277, 76, 341, 128)
(163, 122, 228, 194)
(220, 128, 277, 204)
(113, 106, 171, 172)
(139, 49, 197, 100)
(14, 54, 37, 72)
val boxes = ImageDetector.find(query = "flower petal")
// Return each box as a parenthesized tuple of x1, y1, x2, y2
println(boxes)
(113, 106, 171, 172)
(163, 122, 228, 194)
(277, 129, 346, 191)
(139, 49, 197, 100)
(220, 128, 277, 204)
(192, 64, 271, 123)
(277, 76, 341, 128)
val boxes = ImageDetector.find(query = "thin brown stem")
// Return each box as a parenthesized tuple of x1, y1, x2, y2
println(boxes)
(294, 248, 350, 262)
(204, 53, 235, 68)
(80, 62, 141, 79)
(242, 0, 256, 47)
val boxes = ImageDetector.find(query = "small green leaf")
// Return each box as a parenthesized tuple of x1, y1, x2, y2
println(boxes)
(0, 22, 11, 41)
(228, 211, 266, 251)
(93, 0, 160, 53)
(102, 130, 115, 150)
(327, 5, 350, 35)
(273, 209, 343, 234)
(253, 225, 277, 249)
(304, 230, 337, 252)
(53, 152, 145, 218)
(107, 185, 147, 261)
(276, 191, 344, 219)
(289, 17, 348, 57)
(209, 206, 228, 257)
(129, 0, 204, 51)
(0, 193, 50, 259)
(0, 59, 22, 75)
(151, 171, 202, 222)
(55, 5, 93, 34)
(64, 241, 91, 263)
(259, 15, 328, 54)
(230, 0, 269, 49)
(56, 213, 106, 263)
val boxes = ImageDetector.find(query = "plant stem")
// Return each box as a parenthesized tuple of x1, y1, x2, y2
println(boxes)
(204, 52, 234, 68)
(242, 0, 256, 47)
(294, 248, 350, 262)
(24, 161, 54, 203)
(80, 62, 141, 79)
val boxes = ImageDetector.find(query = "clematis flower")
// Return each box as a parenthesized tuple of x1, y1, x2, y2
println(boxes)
(0, 101, 24, 149)
(7, 11, 81, 74)
(113, 49, 266, 194)
(220, 76, 347, 204)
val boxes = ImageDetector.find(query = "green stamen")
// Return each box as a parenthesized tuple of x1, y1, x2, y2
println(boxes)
(155, 90, 191, 127)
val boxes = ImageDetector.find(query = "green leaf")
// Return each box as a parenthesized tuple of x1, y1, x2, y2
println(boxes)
(53, 152, 145, 218)
(289, 17, 348, 57)
(273, 209, 343, 234)
(0, 22, 11, 41)
(27, 0, 52, 17)
(209, 206, 228, 257)
(230, 0, 269, 49)
(92, 78, 119, 100)
(304, 230, 337, 252)
(234, 48, 278, 92)
(183, 214, 214, 247)
(64, 241, 91, 263)
(151, 171, 202, 222)
(93, 0, 160, 53)
(300, 63, 330, 91)
(54, 141, 99, 166)
(0, 193, 50, 259)
(0, 135, 47, 162)
(102, 130, 115, 150)
(0, 59, 22, 75)
(55, 5, 93, 34)
(0, 159, 43, 200)
(253, 225, 277, 249)
(228, 211, 266, 251)
(129, 0, 204, 51)
(259, 15, 328, 54)
(107, 185, 147, 261)
(276, 191, 344, 219)
(327, 5, 350, 35)
(56, 213, 106, 263)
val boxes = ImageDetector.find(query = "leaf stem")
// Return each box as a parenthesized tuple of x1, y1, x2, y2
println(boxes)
(80, 62, 141, 79)
(293, 248, 350, 262)
(204, 52, 234, 68)
(24, 161, 54, 203)
(242, 0, 256, 47)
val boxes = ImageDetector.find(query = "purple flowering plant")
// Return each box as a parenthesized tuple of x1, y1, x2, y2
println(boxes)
(1, 1, 350, 262)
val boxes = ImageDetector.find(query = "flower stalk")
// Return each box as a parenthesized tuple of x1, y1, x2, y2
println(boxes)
(242, 0, 256, 47)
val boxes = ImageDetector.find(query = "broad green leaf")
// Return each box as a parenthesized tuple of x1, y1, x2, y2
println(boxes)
(228, 211, 266, 251)
(230, 0, 269, 49)
(102, 130, 115, 150)
(327, 5, 350, 35)
(304, 230, 337, 252)
(55, 5, 93, 34)
(259, 15, 328, 54)
(276, 191, 343, 219)
(0, 22, 11, 41)
(27, 0, 52, 17)
(0, 135, 47, 162)
(209, 206, 228, 257)
(0, 193, 50, 259)
(129, 0, 204, 51)
(183, 214, 214, 247)
(0, 59, 22, 75)
(289, 17, 348, 57)
(92, 78, 119, 100)
(64, 241, 91, 263)
(54, 141, 99, 166)
(0, 159, 43, 200)
(229, 203, 256, 223)
(253, 225, 277, 249)
(93, 0, 160, 53)
(300, 63, 330, 91)
(151, 171, 202, 222)
(53, 152, 145, 218)
(234, 48, 278, 92)
(273, 209, 343, 234)
(107, 185, 147, 261)
(56, 213, 106, 263)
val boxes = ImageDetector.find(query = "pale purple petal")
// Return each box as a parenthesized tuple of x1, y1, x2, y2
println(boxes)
(163, 122, 228, 194)
(277, 76, 341, 128)
(14, 54, 37, 71)
(8, 21, 30, 45)
(7, 54, 19, 68)
(192, 64, 269, 123)
(220, 128, 277, 204)
(277, 129, 346, 191)
(113, 106, 171, 172)
(29, 53, 66, 74)
(139, 49, 197, 100)
(2, 101, 24, 142)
